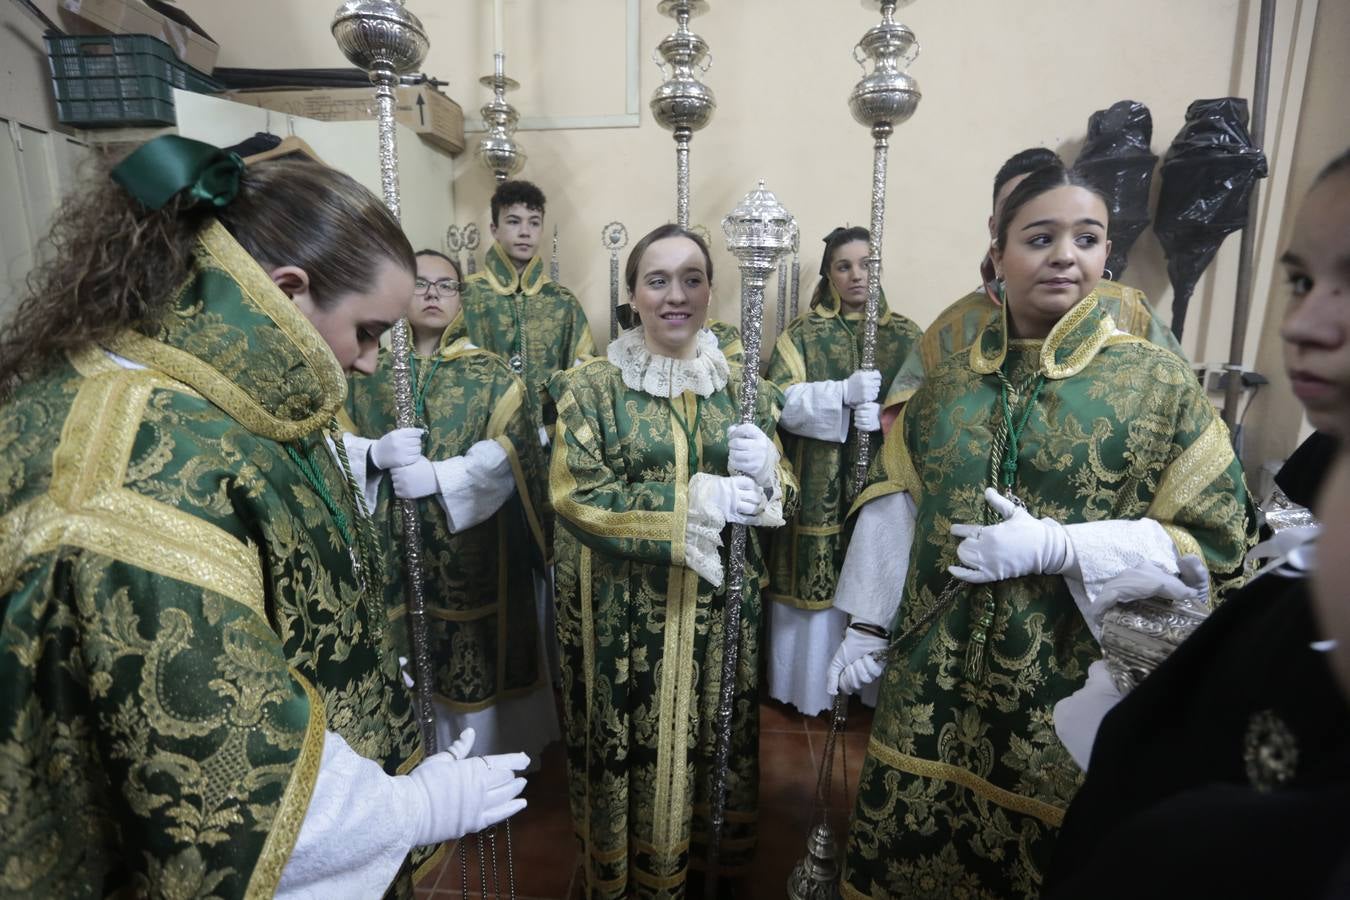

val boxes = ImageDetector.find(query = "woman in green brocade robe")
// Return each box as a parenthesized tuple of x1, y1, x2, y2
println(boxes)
(548, 225, 798, 899)
(764, 226, 922, 717)
(0, 138, 526, 900)
(826, 168, 1257, 898)
(344, 249, 558, 761)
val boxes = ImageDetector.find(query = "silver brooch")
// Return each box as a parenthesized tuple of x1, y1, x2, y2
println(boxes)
(1243, 710, 1299, 792)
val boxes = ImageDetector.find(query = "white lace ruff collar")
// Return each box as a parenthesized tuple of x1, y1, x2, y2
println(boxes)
(608, 326, 730, 399)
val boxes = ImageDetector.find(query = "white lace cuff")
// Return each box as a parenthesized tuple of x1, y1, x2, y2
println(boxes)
(686, 473, 728, 587)
(1062, 517, 1182, 613)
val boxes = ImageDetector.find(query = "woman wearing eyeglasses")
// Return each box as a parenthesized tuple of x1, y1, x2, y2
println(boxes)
(344, 249, 558, 760)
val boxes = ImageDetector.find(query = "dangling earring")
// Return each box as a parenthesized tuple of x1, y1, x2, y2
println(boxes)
(995, 277, 1006, 305)
(1103, 268, 1114, 282)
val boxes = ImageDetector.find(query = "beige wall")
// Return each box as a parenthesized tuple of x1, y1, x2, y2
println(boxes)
(174, 1, 1327, 364)
(5, 0, 1345, 471)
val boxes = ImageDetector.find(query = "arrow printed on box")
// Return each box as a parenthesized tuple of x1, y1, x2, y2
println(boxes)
(416, 94, 425, 125)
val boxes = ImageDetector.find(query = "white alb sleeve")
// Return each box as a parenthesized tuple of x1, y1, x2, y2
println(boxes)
(276, 730, 412, 900)
(833, 491, 916, 629)
(429, 440, 516, 533)
(779, 381, 850, 443)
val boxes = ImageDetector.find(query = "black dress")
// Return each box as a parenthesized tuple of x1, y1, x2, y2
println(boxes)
(1043, 434, 1350, 900)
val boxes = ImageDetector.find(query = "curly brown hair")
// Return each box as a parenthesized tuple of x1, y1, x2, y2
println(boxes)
(1, 151, 414, 395)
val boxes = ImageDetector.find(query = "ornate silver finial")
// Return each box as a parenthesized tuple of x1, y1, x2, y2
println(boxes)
(848, 1, 922, 136)
(332, 0, 429, 220)
(652, 0, 716, 227)
(722, 180, 798, 271)
(463, 222, 481, 275)
(478, 52, 526, 182)
(706, 180, 796, 894)
(847, 0, 923, 495)
(602, 221, 629, 340)
(332, 0, 429, 78)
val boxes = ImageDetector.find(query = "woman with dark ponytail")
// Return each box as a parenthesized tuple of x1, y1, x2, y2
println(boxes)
(0, 137, 527, 898)
(830, 167, 1256, 897)
(762, 225, 922, 717)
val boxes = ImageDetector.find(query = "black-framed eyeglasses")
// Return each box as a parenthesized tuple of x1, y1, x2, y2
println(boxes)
(414, 278, 460, 295)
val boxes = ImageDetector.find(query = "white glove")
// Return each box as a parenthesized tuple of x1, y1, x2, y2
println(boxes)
(727, 423, 779, 488)
(391, 457, 439, 499)
(843, 369, 882, 406)
(391, 729, 529, 846)
(1080, 554, 1211, 640)
(1053, 659, 1125, 770)
(852, 401, 881, 433)
(949, 487, 1072, 584)
(370, 427, 425, 470)
(704, 474, 767, 524)
(826, 625, 889, 696)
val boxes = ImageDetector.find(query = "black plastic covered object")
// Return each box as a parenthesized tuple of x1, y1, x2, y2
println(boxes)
(1154, 98, 1268, 339)
(1073, 100, 1158, 279)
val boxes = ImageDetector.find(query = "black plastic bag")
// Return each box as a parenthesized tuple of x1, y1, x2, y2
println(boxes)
(1073, 100, 1158, 279)
(1154, 98, 1268, 339)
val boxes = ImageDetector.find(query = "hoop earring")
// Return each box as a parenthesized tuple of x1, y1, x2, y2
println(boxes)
(1103, 268, 1114, 282)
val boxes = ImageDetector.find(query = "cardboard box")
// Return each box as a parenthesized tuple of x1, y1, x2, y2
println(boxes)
(227, 85, 465, 156)
(62, 0, 219, 73)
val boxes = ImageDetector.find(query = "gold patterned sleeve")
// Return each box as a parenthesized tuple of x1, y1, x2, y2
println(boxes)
(566, 291, 596, 363)
(766, 329, 807, 390)
(1145, 385, 1258, 596)
(488, 376, 548, 560)
(548, 375, 687, 567)
(1, 548, 323, 898)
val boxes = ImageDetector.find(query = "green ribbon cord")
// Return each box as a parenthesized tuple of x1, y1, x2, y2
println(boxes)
(669, 395, 703, 476)
(994, 367, 1046, 493)
(410, 352, 443, 425)
(111, 135, 244, 211)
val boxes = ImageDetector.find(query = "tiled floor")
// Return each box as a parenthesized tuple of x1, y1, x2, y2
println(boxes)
(414, 697, 873, 899)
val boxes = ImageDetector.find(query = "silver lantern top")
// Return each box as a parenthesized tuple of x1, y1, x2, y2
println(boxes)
(722, 180, 798, 268)
(332, 0, 428, 77)
(477, 52, 526, 181)
(651, 0, 716, 137)
(848, 0, 921, 133)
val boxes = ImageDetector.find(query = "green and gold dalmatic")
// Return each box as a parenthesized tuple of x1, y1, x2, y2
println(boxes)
(548, 359, 797, 899)
(883, 279, 1185, 409)
(0, 222, 431, 898)
(706, 319, 744, 364)
(765, 286, 921, 609)
(842, 293, 1255, 899)
(345, 337, 548, 711)
(451, 241, 595, 438)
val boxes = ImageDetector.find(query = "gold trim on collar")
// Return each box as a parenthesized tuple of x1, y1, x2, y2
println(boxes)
(815, 282, 892, 325)
(106, 220, 347, 442)
(970, 290, 1114, 380)
(482, 241, 551, 297)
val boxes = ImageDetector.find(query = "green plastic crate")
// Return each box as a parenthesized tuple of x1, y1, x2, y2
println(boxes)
(45, 33, 222, 128)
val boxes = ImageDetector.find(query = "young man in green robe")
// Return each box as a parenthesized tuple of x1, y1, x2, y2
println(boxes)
(881, 147, 1186, 418)
(343, 249, 557, 761)
(451, 180, 595, 453)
